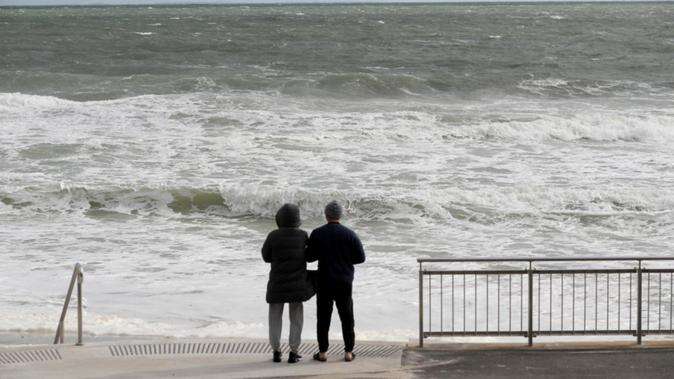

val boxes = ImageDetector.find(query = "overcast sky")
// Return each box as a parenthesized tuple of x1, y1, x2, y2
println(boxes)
(0, 0, 654, 6)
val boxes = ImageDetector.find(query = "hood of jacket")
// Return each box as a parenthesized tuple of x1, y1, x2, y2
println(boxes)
(275, 203, 301, 228)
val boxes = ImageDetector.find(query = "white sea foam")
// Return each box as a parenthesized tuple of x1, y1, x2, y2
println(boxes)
(1, 92, 672, 144)
(0, 92, 74, 111)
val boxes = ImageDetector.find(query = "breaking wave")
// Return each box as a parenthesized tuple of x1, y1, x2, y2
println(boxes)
(2, 184, 672, 225)
(516, 78, 671, 98)
(440, 109, 674, 143)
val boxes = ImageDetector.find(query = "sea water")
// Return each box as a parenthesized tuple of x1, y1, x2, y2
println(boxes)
(0, 3, 673, 342)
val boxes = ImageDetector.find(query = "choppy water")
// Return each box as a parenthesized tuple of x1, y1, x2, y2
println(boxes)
(1, 3, 673, 342)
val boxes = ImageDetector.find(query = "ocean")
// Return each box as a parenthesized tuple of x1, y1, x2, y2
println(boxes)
(0, 2, 673, 342)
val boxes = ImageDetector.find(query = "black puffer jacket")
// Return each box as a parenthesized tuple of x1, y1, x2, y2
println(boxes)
(262, 204, 314, 304)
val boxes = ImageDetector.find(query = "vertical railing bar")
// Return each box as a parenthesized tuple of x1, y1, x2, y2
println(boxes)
(509, 274, 512, 332)
(606, 273, 609, 331)
(647, 273, 651, 331)
(549, 274, 552, 332)
(486, 274, 489, 332)
(629, 272, 632, 330)
(561, 274, 564, 331)
(428, 274, 432, 334)
(670, 272, 673, 331)
(452, 274, 455, 333)
(659, 273, 662, 330)
(572, 273, 575, 332)
(583, 273, 587, 331)
(76, 269, 83, 346)
(595, 273, 598, 331)
(527, 262, 533, 346)
(618, 273, 621, 331)
(474, 274, 477, 334)
(496, 274, 501, 334)
(463, 275, 466, 333)
(520, 274, 523, 332)
(637, 261, 642, 344)
(440, 274, 444, 333)
(418, 262, 423, 348)
(537, 273, 541, 331)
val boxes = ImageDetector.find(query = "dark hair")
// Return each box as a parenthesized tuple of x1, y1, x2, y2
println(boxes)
(324, 201, 343, 220)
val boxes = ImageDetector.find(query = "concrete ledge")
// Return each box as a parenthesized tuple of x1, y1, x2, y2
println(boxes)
(412, 339, 674, 352)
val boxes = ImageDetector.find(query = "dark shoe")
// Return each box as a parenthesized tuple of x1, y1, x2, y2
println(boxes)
(288, 351, 302, 364)
(313, 352, 327, 362)
(273, 351, 282, 363)
(344, 352, 356, 362)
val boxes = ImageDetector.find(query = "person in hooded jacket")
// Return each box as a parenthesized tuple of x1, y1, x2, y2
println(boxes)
(262, 203, 314, 364)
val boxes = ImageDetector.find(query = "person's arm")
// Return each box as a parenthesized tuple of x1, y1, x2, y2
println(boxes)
(351, 232, 366, 264)
(261, 233, 272, 263)
(306, 230, 318, 262)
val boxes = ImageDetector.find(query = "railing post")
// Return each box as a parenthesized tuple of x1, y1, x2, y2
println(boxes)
(637, 260, 642, 345)
(527, 261, 533, 346)
(54, 264, 80, 345)
(419, 261, 424, 348)
(54, 263, 83, 345)
(76, 268, 83, 346)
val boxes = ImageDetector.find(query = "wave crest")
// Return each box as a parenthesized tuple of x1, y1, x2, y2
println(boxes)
(305, 72, 434, 97)
(2, 185, 671, 226)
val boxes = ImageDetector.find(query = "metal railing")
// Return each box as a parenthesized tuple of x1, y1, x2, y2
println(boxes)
(418, 257, 674, 347)
(54, 263, 84, 346)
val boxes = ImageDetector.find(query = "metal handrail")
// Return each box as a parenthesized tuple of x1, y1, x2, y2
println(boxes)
(418, 256, 674, 348)
(419, 257, 674, 263)
(54, 263, 84, 346)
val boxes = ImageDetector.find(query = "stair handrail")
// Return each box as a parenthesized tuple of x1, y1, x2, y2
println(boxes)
(53, 263, 84, 345)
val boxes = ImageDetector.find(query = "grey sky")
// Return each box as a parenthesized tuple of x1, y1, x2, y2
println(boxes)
(0, 0, 654, 6)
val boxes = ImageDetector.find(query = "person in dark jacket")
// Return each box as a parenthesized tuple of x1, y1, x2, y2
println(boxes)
(262, 203, 314, 364)
(307, 201, 365, 362)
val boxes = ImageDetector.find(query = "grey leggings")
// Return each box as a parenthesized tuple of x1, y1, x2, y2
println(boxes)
(268, 302, 303, 353)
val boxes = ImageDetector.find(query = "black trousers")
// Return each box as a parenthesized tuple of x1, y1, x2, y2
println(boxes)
(317, 284, 355, 353)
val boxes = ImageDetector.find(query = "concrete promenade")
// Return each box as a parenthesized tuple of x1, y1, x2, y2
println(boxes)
(0, 337, 407, 379)
(4, 337, 674, 378)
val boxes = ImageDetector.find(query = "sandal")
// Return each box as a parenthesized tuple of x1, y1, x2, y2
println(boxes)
(313, 352, 327, 362)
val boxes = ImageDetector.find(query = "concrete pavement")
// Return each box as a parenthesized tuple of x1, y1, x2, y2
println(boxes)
(403, 340, 674, 378)
(5, 338, 674, 378)
(0, 338, 406, 379)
